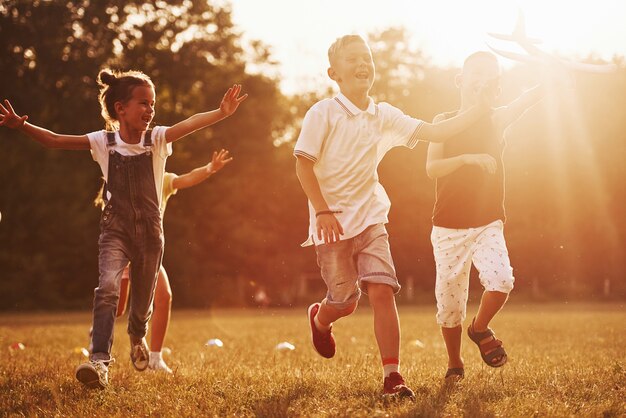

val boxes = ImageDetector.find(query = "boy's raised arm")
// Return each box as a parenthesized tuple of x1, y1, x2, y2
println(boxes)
(497, 85, 544, 129)
(0, 99, 90, 150)
(165, 84, 247, 143)
(417, 82, 499, 143)
(418, 104, 487, 143)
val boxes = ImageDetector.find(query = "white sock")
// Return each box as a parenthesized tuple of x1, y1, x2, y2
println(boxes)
(383, 363, 399, 378)
(314, 315, 331, 332)
(149, 351, 162, 364)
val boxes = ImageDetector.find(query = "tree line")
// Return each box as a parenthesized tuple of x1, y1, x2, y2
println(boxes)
(0, 2, 624, 310)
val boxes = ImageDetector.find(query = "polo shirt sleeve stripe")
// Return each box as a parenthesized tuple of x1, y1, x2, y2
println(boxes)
(293, 150, 318, 163)
(407, 121, 424, 149)
(293, 104, 327, 163)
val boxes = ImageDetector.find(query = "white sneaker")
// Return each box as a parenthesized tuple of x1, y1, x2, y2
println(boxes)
(75, 359, 111, 389)
(149, 357, 173, 374)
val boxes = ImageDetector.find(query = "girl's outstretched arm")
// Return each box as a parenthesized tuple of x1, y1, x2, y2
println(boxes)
(165, 84, 248, 143)
(0, 99, 90, 150)
(172, 149, 233, 190)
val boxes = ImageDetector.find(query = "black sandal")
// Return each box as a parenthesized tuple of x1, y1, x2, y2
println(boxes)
(467, 318, 507, 368)
(445, 367, 465, 379)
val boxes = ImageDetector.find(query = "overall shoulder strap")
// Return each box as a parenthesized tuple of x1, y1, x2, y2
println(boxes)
(143, 129, 153, 147)
(143, 129, 153, 155)
(106, 131, 116, 154)
(106, 131, 116, 146)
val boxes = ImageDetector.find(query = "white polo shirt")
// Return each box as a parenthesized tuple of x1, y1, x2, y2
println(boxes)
(294, 93, 424, 246)
(87, 126, 172, 208)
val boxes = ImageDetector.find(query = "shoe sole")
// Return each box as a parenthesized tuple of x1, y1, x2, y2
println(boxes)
(75, 367, 105, 390)
(131, 354, 149, 371)
(383, 387, 416, 401)
(130, 341, 150, 371)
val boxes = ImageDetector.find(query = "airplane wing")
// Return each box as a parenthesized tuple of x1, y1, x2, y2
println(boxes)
(487, 9, 542, 44)
(487, 44, 618, 73)
(487, 32, 542, 44)
(561, 61, 618, 73)
(487, 44, 541, 64)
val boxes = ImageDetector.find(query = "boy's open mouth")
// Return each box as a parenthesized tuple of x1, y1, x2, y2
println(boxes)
(355, 71, 369, 79)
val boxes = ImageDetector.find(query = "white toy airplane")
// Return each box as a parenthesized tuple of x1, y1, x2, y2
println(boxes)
(487, 10, 617, 73)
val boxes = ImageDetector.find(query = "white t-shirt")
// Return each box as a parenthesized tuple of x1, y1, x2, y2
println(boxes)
(294, 93, 424, 246)
(87, 126, 173, 208)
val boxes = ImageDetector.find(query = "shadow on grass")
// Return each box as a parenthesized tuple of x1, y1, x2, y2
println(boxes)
(397, 378, 462, 418)
(252, 381, 318, 418)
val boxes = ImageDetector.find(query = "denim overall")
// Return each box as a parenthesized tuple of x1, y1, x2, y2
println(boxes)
(91, 130, 164, 362)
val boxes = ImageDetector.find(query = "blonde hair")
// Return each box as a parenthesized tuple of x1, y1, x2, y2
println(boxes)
(97, 68, 154, 131)
(327, 34, 369, 66)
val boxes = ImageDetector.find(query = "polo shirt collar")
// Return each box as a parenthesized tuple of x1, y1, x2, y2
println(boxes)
(335, 93, 378, 117)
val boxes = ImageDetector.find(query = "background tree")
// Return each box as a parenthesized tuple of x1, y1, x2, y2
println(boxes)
(0, 0, 295, 309)
(1, 5, 624, 310)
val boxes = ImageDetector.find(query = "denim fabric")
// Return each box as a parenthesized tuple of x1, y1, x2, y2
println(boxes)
(314, 224, 400, 310)
(91, 140, 163, 362)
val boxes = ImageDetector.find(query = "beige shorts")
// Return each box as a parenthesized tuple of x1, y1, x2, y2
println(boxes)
(315, 224, 400, 309)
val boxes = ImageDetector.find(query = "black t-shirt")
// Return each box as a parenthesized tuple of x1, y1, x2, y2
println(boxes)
(432, 111, 506, 228)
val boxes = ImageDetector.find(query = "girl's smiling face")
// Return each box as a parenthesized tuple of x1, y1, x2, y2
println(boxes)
(116, 85, 155, 133)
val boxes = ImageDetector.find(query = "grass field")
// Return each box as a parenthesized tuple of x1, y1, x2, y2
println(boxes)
(0, 302, 624, 417)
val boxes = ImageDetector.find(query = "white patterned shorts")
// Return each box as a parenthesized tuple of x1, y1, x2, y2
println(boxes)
(431, 219, 514, 328)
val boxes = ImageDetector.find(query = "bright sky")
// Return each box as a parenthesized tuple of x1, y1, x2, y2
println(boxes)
(230, 0, 626, 93)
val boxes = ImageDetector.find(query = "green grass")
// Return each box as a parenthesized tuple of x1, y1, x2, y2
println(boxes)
(1, 303, 624, 417)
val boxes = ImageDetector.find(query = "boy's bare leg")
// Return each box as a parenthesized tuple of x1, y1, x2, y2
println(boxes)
(149, 267, 172, 352)
(367, 283, 414, 398)
(473, 290, 508, 331)
(316, 298, 357, 326)
(441, 326, 464, 369)
(367, 283, 399, 362)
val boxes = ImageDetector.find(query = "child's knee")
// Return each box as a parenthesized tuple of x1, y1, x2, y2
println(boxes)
(324, 291, 360, 316)
(95, 282, 119, 306)
(154, 288, 172, 308)
(436, 306, 465, 328)
(482, 271, 515, 294)
(366, 282, 394, 306)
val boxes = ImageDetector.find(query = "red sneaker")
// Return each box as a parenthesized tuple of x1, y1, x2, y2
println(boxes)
(307, 303, 335, 358)
(383, 372, 415, 400)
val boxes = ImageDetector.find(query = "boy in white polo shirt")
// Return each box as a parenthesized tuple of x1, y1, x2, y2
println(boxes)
(294, 34, 490, 399)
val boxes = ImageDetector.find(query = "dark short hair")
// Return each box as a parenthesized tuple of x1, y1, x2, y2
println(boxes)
(463, 51, 500, 72)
